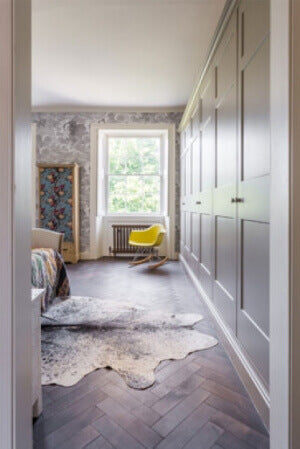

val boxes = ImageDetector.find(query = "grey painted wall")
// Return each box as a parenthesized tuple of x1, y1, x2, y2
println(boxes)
(32, 112, 182, 253)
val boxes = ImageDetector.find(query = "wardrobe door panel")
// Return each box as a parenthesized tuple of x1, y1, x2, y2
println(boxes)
(202, 76, 214, 124)
(214, 216, 236, 330)
(200, 213, 213, 297)
(215, 217, 236, 299)
(185, 147, 192, 197)
(191, 108, 200, 140)
(185, 212, 191, 251)
(242, 221, 269, 336)
(191, 213, 200, 261)
(238, 219, 270, 385)
(238, 221, 269, 384)
(201, 120, 214, 191)
(240, 0, 269, 64)
(201, 71, 215, 193)
(216, 16, 236, 102)
(180, 131, 186, 156)
(200, 213, 212, 274)
(212, 11, 237, 333)
(180, 211, 186, 248)
(216, 85, 236, 187)
(192, 137, 201, 195)
(242, 38, 270, 180)
(237, 0, 270, 386)
(186, 122, 192, 144)
(181, 155, 186, 197)
(197, 72, 215, 296)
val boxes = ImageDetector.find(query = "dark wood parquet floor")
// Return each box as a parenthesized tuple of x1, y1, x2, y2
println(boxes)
(33, 258, 269, 449)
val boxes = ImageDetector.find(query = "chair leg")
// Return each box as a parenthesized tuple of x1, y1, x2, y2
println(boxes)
(129, 247, 144, 264)
(129, 253, 153, 266)
(129, 247, 152, 267)
(148, 256, 168, 269)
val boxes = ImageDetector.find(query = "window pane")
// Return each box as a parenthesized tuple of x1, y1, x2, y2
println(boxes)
(109, 138, 126, 174)
(144, 176, 160, 195)
(126, 139, 142, 174)
(109, 137, 160, 175)
(140, 138, 160, 174)
(107, 136, 162, 214)
(144, 195, 160, 213)
(143, 176, 160, 213)
(108, 176, 126, 213)
(126, 176, 144, 213)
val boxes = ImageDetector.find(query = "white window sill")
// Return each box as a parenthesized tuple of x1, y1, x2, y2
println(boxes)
(104, 214, 166, 218)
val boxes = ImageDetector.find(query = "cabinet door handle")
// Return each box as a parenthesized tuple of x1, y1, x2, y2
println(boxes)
(231, 197, 244, 203)
(196, 201, 201, 205)
(182, 202, 186, 206)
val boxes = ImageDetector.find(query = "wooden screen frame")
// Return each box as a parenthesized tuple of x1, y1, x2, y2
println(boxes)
(37, 163, 80, 263)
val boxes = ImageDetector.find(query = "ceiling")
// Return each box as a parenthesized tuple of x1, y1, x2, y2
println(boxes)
(32, 0, 226, 110)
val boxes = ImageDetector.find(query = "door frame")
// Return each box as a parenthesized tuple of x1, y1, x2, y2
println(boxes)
(0, 1, 32, 449)
(0, 2, 14, 447)
(270, 0, 300, 448)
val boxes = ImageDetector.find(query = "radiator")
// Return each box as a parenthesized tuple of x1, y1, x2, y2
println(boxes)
(111, 224, 149, 256)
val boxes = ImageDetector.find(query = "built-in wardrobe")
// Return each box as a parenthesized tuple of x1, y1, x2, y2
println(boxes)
(179, 0, 270, 422)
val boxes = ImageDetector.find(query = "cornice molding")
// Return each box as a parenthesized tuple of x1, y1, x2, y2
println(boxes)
(32, 105, 185, 114)
(178, 0, 237, 132)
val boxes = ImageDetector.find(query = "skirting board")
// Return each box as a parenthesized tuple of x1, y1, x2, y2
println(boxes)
(179, 254, 270, 431)
(79, 251, 93, 260)
(79, 252, 179, 261)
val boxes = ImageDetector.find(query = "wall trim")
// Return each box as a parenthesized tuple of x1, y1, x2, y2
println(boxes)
(80, 251, 93, 260)
(31, 123, 37, 227)
(90, 123, 177, 260)
(269, 0, 291, 447)
(178, 0, 236, 132)
(32, 105, 186, 114)
(0, 2, 13, 447)
(179, 253, 270, 430)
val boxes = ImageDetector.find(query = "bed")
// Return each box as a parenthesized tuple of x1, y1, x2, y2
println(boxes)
(31, 228, 70, 310)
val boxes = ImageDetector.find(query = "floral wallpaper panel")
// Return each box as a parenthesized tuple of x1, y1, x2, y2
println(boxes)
(39, 166, 74, 242)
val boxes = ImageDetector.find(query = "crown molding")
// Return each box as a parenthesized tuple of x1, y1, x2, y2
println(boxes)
(31, 105, 186, 114)
(178, 0, 237, 132)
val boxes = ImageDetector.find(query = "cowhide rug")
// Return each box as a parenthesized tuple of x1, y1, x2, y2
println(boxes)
(41, 296, 218, 389)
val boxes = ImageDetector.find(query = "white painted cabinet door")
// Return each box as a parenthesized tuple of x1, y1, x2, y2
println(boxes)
(212, 13, 238, 332)
(236, 0, 270, 386)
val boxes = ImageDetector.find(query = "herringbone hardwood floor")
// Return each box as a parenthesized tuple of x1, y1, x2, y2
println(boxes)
(33, 259, 269, 449)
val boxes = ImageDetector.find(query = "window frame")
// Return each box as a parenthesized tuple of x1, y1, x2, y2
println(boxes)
(100, 129, 168, 217)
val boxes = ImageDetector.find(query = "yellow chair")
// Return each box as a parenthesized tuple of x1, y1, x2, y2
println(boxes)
(128, 224, 168, 268)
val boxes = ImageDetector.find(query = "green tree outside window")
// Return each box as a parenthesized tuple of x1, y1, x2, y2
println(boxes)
(108, 137, 161, 214)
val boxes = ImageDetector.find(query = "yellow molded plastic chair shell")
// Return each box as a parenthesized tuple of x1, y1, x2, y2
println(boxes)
(128, 224, 168, 268)
(129, 224, 166, 248)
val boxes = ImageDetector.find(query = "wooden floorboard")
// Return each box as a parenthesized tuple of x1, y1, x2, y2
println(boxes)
(33, 259, 269, 449)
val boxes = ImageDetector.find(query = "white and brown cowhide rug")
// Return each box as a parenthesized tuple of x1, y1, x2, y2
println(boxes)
(41, 296, 218, 389)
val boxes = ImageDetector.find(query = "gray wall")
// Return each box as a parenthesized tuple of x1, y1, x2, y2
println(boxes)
(33, 111, 182, 253)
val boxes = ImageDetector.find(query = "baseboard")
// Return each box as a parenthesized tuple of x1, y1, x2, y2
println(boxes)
(80, 251, 179, 261)
(179, 254, 270, 431)
(79, 251, 94, 260)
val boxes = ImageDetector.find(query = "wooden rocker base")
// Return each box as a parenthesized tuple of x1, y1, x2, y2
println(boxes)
(129, 254, 153, 266)
(148, 256, 168, 269)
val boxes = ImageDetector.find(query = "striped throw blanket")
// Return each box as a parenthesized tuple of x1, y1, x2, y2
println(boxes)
(31, 248, 70, 310)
